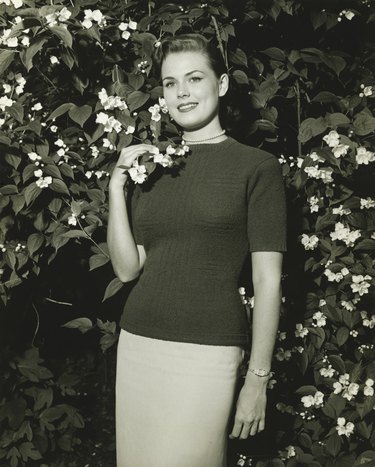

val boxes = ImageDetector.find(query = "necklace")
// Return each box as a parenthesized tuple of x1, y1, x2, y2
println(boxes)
(182, 129, 226, 143)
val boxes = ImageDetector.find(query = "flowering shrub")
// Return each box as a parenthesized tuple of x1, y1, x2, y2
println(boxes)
(0, 0, 374, 465)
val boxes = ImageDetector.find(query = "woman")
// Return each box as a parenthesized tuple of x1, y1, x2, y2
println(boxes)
(108, 34, 287, 467)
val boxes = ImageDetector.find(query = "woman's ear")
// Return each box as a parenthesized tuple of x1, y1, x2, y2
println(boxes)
(218, 73, 229, 97)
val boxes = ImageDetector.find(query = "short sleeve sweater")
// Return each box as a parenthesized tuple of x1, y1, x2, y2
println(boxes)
(119, 137, 287, 346)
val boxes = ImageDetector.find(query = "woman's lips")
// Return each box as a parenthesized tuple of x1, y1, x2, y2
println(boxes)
(177, 103, 198, 112)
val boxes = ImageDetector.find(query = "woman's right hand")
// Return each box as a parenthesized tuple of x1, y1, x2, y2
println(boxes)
(109, 144, 159, 189)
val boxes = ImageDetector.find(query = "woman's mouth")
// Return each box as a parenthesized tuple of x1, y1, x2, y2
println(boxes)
(177, 103, 198, 112)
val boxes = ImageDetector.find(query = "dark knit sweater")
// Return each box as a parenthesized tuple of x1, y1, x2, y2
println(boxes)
(119, 137, 287, 346)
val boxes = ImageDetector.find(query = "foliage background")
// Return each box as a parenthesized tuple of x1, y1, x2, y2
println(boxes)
(0, 0, 374, 466)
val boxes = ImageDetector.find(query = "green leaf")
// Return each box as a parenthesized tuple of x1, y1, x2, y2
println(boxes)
(48, 103, 74, 121)
(298, 117, 327, 143)
(44, 164, 62, 179)
(8, 102, 24, 123)
(50, 179, 69, 195)
(18, 442, 42, 461)
(295, 385, 317, 395)
(229, 48, 248, 66)
(24, 183, 42, 206)
(102, 277, 124, 302)
(68, 105, 92, 128)
(0, 185, 18, 195)
(20, 37, 48, 71)
(336, 327, 349, 346)
(0, 50, 16, 75)
(89, 254, 110, 271)
(325, 433, 342, 457)
(353, 111, 375, 136)
(127, 91, 150, 111)
(27, 233, 44, 256)
(50, 25, 73, 48)
(5, 154, 21, 169)
(326, 112, 350, 128)
(62, 318, 93, 333)
(63, 230, 87, 239)
(354, 239, 375, 251)
(61, 47, 76, 69)
(262, 47, 285, 62)
(232, 69, 249, 84)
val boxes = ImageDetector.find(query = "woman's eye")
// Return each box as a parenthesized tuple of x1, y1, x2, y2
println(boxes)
(164, 81, 175, 88)
(190, 76, 202, 82)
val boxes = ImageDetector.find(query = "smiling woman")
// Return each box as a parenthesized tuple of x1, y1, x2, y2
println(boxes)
(108, 34, 287, 467)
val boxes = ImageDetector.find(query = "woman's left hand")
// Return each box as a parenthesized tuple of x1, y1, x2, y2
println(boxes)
(229, 373, 268, 439)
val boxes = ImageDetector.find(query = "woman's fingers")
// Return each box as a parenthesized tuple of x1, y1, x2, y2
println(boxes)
(229, 416, 265, 439)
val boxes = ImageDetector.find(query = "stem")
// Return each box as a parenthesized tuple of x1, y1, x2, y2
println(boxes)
(76, 217, 110, 259)
(43, 297, 73, 306)
(295, 80, 302, 157)
(63, 199, 110, 259)
(211, 15, 228, 70)
(31, 304, 40, 347)
(35, 65, 57, 91)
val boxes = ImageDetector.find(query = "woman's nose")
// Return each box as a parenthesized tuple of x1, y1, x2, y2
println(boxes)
(177, 84, 189, 98)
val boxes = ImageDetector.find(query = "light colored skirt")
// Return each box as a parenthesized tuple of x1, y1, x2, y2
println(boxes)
(116, 329, 243, 467)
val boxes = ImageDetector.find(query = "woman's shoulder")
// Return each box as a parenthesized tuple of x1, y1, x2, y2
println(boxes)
(227, 137, 276, 167)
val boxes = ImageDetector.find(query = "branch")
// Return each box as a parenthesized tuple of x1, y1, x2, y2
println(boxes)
(210, 15, 228, 71)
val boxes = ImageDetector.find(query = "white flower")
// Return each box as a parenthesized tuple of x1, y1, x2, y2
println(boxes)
(128, 163, 147, 184)
(313, 311, 327, 327)
(103, 138, 114, 150)
(323, 130, 340, 147)
(275, 347, 292, 361)
(34, 169, 43, 178)
(3, 84, 12, 94)
(360, 197, 375, 209)
(31, 102, 42, 111)
(301, 391, 324, 408)
(82, 9, 106, 29)
(28, 152, 41, 161)
(360, 311, 375, 328)
(125, 125, 135, 134)
(58, 6, 71, 22)
(324, 268, 347, 283)
(21, 36, 29, 47)
(118, 20, 136, 39)
(85, 171, 93, 179)
(301, 233, 319, 250)
(336, 418, 354, 437)
(57, 148, 65, 157)
(342, 10, 355, 20)
(364, 379, 374, 396)
(308, 195, 322, 213)
(50, 55, 60, 64)
(341, 300, 356, 311)
(320, 365, 335, 378)
(304, 165, 320, 178)
(296, 157, 304, 168)
(159, 97, 169, 113)
(330, 222, 361, 247)
(332, 144, 349, 158)
(95, 112, 122, 133)
(309, 151, 325, 162)
(332, 204, 351, 216)
(98, 88, 127, 110)
(68, 214, 77, 226)
(148, 104, 161, 122)
(304, 165, 333, 183)
(36, 176, 52, 188)
(295, 323, 309, 338)
(0, 96, 14, 111)
(153, 152, 173, 168)
(91, 145, 99, 158)
(343, 383, 359, 400)
(351, 275, 372, 296)
(356, 147, 375, 165)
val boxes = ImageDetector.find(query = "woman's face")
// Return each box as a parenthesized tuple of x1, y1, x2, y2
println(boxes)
(161, 51, 228, 132)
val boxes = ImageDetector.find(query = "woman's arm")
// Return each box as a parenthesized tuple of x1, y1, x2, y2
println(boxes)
(230, 251, 283, 440)
(107, 183, 146, 282)
(107, 144, 157, 282)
